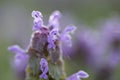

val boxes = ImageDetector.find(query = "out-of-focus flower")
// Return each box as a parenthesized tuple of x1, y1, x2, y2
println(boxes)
(100, 17, 120, 50)
(100, 18, 120, 66)
(48, 10, 61, 30)
(8, 45, 29, 69)
(67, 70, 89, 80)
(61, 25, 76, 47)
(94, 17, 120, 80)
(69, 27, 103, 69)
(8, 45, 29, 80)
(39, 58, 49, 79)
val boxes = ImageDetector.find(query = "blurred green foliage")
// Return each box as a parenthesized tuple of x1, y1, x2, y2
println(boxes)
(0, 41, 14, 80)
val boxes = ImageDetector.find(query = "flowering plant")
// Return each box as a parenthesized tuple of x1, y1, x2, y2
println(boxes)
(8, 10, 89, 80)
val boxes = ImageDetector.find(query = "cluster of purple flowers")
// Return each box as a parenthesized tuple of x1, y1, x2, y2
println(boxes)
(8, 10, 89, 80)
(32, 10, 76, 49)
(68, 17, 120, 80)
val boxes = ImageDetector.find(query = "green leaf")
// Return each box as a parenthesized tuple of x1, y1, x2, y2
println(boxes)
(29, 55, 40, 75)
(48, 62, 63, 80)
(25, 55, 41, 80)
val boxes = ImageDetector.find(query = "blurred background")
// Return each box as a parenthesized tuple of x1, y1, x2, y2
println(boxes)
(0, 0, 120, 80)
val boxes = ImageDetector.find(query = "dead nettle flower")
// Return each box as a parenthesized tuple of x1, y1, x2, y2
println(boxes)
(31, 10, 76, 48)
(67, 70, 89, 80)
(8, 45, 29, 70)
(32, 10, 88, 80)
(8, 10, 89, 80)
(39, 58, 48, 79)
(32, 11, 43, 31)
(48, 10, 61, 30)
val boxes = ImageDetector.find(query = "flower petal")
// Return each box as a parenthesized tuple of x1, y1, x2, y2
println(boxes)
(32, 11, 43, 31)
(63, 25, 76, 34)
(77, 70, 89, 78)
(48, 10, 61, 29)
(8, 45, 25, 54)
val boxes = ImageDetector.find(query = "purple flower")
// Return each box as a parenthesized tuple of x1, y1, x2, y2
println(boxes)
(39, 58, 49, 79)
(47, 25, 76, 49)
(8, 45, 28, 70)
(31, 10, 76, 51)
(61, 25, 76, 47)
(48, 10, 61, 30)
(47, 11, 61, 49)
(32, 10, 43, 31)
(77, 70, 89, 78)
(47, 28, 60, 49)
(67, 70, 89, 80)
(47, 34, 56, 49)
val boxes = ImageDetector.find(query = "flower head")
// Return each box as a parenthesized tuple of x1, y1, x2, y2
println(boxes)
(39, 58, 49, 79)
(31, 10, 76, 49)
